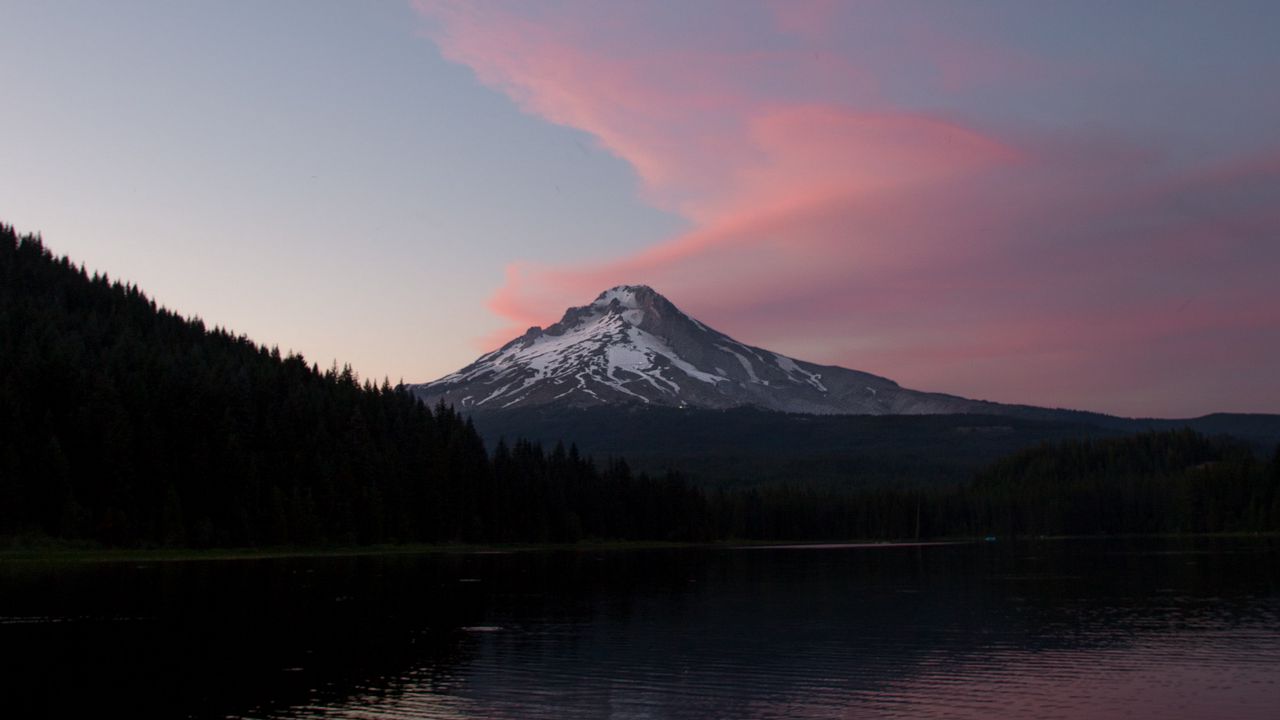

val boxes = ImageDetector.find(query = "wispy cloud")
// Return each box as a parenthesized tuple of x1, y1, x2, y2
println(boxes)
(413, 0, 1280, 416)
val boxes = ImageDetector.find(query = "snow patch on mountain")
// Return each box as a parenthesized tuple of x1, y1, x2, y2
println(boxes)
(410, 284, 1015, 416)
(775, 353, 828, 392)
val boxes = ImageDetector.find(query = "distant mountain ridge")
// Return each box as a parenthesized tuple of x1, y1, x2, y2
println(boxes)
(410, 285, 1065, 417)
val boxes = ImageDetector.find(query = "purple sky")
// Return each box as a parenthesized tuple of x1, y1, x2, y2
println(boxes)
(3, 1, 1278, 417)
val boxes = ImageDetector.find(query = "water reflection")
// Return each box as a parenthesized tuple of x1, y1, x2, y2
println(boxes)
(2, 538, 1277, 719)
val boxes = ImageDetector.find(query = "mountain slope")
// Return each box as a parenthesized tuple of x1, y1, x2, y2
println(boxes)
(411, 285, 1039, 415)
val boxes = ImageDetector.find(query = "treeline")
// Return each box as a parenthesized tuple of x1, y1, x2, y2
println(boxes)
(3, 224, 1278, 548)
(711, 430, 1280, 540)
(0, 225, 702, 546)
(965, 429, 1280, 536)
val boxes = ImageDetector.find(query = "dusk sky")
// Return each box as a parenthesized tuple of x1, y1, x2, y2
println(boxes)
(3, 0, 1278, 418)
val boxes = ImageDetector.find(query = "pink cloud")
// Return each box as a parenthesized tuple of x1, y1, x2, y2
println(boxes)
(766, 0, 841, 41)
(414, 1, 1280, 416)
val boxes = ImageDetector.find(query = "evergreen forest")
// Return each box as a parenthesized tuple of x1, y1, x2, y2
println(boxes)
(2, 224, 1277, 548)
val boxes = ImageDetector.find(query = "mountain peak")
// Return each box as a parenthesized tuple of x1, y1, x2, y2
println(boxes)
(539, 285, 682, 335)
(590, 284, 665, 311)
(411, 284, 1003, 415)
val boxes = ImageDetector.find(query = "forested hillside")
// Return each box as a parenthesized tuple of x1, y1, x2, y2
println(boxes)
(470, 406, 1280, 489)
(711, 431, 1280, 540)
(472, 405, 1123, 488)
(2, 224, 1276, 548)
(0, 225, 703, 546)
(966, 430, 1280, 536)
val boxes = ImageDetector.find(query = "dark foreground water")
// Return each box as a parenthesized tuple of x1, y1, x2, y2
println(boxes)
(2, 538, 1278, 719)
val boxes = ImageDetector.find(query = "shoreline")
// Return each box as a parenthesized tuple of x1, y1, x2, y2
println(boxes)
(2, 532, 1276, 563)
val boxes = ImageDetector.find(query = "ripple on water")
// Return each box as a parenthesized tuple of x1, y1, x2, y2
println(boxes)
(5, 539, 1277, 719)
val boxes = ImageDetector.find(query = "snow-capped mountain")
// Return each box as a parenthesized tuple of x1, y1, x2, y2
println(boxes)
(410, 285, 1019, 415)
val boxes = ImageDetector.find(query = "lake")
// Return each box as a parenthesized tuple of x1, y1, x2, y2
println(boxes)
(3, 538, 1277, 719)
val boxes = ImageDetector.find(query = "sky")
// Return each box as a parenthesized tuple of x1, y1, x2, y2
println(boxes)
(2, 1, 1278, 418)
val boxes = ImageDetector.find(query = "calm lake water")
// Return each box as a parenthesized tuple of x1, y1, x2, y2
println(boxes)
(3, 538, 1278, 719)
